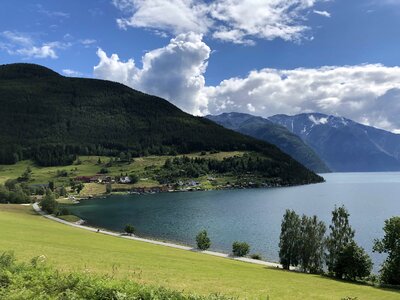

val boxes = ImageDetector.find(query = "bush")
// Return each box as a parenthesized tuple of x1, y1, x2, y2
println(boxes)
(58, 207, 70, 216)
(56, 170, 68, 177)
(58, 186, 67, 197)
(0, 252, 230, 300)
(334, 241, 372, 281)
(0, 184, 30, 204)
(106, 183, 112, 194)
(99, 168, 109, 174)
(250, 254, 262, 260)
(124, 224, 135, 236)
(196, 230, 211, 250)
(40, 190, 58, 214)
(129, 174, 139, 184)
(232, 242, 250, 257)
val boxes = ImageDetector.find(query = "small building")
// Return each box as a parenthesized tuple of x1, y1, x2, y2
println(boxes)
(119, 176, 132, 184)
(75, 176, 91, 183)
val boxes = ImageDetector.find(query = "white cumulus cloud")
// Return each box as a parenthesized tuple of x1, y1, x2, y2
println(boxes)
(112, 0, 326, 44)
(93, 35, 400, 132)
(204, 64, 400, 132)
(94, 32, 210, 114)
(0, 31, 67, 59)
(113, 0, 211, 34)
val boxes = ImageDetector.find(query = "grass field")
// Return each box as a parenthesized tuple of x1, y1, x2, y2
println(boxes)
(0, 152, 245, 197)
(0, 204, 398, 299)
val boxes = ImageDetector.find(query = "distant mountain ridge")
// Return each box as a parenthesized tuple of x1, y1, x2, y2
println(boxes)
(206, 113, 330, 173)
(0, 63, 323, 185)
(269, 113, 400, 172)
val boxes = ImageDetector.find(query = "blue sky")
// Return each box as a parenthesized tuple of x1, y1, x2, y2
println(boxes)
(1, 0, 400, 132)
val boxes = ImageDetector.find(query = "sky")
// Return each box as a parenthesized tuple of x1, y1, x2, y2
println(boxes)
(1, 0, 400, 132)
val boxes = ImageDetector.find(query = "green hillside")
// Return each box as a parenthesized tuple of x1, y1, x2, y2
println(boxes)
(0, 63, 322, 185)
(0, 205, 398, 299)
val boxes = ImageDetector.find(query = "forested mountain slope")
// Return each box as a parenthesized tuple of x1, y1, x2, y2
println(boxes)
(0, 63, 322, 185)
(207, 113, 329, 173)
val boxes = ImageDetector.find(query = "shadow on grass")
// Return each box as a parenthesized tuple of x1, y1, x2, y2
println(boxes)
(263, 266, 400, 294)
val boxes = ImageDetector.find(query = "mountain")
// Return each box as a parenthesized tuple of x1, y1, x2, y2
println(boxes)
(206, 113, 330, 173)
(0, 63, 322, 185)
(269, 113, 400, 172)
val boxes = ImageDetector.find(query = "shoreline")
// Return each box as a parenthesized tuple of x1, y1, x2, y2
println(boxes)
(32, 202, 287, 269)
(69, 179, 326, 203)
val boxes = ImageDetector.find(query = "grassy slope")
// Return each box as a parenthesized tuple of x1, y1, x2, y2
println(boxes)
(0, 205, 398, 299)
(0, 152, 245, 190)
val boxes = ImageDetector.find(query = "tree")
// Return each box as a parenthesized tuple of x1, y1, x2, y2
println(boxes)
(40, 190, 58, 214)
(97, 157, 102, 165)
(373, 217, 400, 285)
(75, 183, 84, 194)
(334, 241, 372, 281)
(196, 230, 211, 250)
(99, 168, 109, 174)
(299, 215, 326, 274)
(124, 224, 135, 236)
(326, 205, 355, 276)
(106, 183, 112, 194)
(129, 174, 139, 184)
(119, 152, 126, 162)
(75, 157, 82, 165)
(18, 167, 32, 182)
(59, 186, 67, 197)
(48, 181, 55, 192)
(5, 179, 17, 191)
(106, 158, 114, 167)
(232, 241, 250, 257)
(279, 210, 301, 270)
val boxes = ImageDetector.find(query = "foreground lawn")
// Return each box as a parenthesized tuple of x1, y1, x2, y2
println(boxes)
(0, 205, 398, 299)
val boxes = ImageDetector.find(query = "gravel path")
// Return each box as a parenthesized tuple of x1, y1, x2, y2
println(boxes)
(32, 203, 284, 269)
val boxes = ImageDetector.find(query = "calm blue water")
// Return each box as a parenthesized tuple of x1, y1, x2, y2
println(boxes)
(68, 173, 400, 270)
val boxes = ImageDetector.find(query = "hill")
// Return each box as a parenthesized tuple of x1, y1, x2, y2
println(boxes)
(0, 204, 398, 299)
(0, 63, 322, 185)
(206, 113, 330, 173)
(269, 113, 400, 172)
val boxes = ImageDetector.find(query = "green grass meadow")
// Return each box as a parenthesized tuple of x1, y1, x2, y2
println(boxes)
(0, 152, 246, 196)
(0, 204, 398, 299)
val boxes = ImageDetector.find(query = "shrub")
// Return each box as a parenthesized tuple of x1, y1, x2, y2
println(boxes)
(129, 174, 139, 184)
(334, 241, 372, 281)
(40, 190, 58, 214)
(106, 183, 112, 194)
(232, 242, 250, 257)
(250, 254, 262, 260)
(124, 224, 135, 236)
(99, 168, 109, 174)
(58, 207, 70, 216)
(196, 230, 211, 251)
(58, 185, 67, 197)
(56, 170, 68, 177)
(0, 252, 230, 300)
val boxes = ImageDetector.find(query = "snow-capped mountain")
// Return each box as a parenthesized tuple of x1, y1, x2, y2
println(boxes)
(206, 113, 330, 173)
(269, 113, 400, 172)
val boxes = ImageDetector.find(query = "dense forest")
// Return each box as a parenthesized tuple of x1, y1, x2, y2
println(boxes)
(0, 63, 322, 184)
(158, 155, 323, 185)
